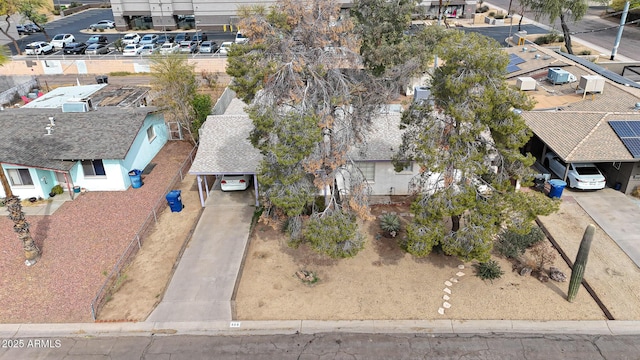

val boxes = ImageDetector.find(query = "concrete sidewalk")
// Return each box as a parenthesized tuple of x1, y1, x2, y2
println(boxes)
(146, 187, 255, 322)
(570, 188, 640, 267)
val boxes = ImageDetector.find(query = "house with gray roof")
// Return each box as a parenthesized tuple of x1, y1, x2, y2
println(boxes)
(0, 106, 169, 200)
(189, 97, 419, 207)
(505, 45, 640, 194)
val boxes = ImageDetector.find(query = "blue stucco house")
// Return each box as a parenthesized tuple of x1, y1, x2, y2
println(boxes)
(0, 106, 168, 199)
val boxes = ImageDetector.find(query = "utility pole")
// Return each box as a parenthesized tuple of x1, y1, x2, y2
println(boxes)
(610, 1, 630, 60)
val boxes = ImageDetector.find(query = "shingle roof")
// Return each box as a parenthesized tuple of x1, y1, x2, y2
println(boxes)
(188, 107, 404, 174)
(0, 107, 155, 171)
(189, 114, 262, 174)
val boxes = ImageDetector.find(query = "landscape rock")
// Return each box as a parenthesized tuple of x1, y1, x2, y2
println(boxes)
(549, 267, 567, 282)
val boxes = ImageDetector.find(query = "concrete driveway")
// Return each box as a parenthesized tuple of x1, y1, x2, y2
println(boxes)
(567, 188, 640, 267)
(147, 186, 256, 322)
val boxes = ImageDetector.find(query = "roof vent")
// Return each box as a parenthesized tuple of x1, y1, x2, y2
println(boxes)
(48, 116, 55, 126)
(45, 125, 53, 136)
(634, 102, 640, 111)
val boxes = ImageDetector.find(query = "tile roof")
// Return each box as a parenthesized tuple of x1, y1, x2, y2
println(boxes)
(0, 107, 155, 171)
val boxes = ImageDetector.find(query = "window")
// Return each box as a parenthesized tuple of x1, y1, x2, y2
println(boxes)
(7, 168, 33, 186)
(356, 162, 375, 182)
(396, 160, 413, 173)
(82, 160, 106, 176)
(147, 126, 156, 142)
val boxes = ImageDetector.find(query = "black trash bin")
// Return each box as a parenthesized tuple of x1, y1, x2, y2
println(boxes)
(96, 75, 108, 84)
(128, 169, 143, 188)
(166, 190, 184, 212)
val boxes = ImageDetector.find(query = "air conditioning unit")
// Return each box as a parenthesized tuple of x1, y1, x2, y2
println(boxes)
(413, 86, 431, 104)
(516, 77, 536, 91)
(62, 97, 94, 112)
(547, 68, 572, 85)
(579, 75, 605, 94)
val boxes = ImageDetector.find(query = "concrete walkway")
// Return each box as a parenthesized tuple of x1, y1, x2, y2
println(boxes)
(569, 188, 640, 267)
(146, 187, 255, 322)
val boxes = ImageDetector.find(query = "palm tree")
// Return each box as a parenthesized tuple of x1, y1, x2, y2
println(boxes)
(0, 46, 41, 266)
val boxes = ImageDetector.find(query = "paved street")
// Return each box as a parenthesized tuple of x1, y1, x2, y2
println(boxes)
(2, 333, 640, 359)
(485, 1, 639, 60)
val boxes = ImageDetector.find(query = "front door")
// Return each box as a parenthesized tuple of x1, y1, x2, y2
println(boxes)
(55, 172, 71, 192)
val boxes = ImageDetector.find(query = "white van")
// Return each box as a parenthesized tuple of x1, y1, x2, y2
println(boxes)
(234, 32, 248, 44)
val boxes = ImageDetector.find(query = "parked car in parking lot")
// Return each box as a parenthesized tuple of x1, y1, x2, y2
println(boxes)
(85, 43, 110, 55)
(178, 40, 198, 53)
(220, 175, 252, 191)
(234, 32, 249, 44)
(122, 33, 140, 45)
(218, 41, 233, 55)
(159, 42, 180, 55)
(122, 43, 144, 56)
(63, 42, 88, 55)
(50, 33, 75, 49)
(191, 32, 208, 44)
(139, 34, 159, 45)
(174, 32, 190, 43)
(198, 41, 218, 54)
(89, 20, 115, 30)
(139, 43, 160, 55)
(86, 35, 108, 45)
(156, 34, 174, 45)
(17, 23, 41, 35)
(24, 41, 53, 55)
(544, 151, 606, 190)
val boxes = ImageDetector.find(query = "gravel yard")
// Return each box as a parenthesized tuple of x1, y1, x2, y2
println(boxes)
(0, 141, 194, 323)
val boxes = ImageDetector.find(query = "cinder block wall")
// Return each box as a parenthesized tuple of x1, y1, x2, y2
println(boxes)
(0, 58, 227, 76)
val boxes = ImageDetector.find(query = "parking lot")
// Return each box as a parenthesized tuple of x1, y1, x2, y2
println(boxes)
(9, 8, 236, 57)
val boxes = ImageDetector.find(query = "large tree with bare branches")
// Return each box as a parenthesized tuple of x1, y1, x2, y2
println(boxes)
(227, 0, 390, 257)
(394, 30, 558, 262)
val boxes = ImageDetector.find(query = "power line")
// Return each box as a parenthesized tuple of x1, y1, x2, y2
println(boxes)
(569, 18, 640, 35)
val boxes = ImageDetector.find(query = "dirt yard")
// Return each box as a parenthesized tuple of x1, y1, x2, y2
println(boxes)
(97, 175, 202, 321)
(233, 200, 605, 321)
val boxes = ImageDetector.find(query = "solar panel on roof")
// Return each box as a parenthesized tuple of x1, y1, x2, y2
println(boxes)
(627, 121, 640, 137)
(509, 53, 526, 66)
(609, 121, 636, 138)
(610, 121, 640, 158)
(621, 138, 640, 158)
(507, 64, 521, 73)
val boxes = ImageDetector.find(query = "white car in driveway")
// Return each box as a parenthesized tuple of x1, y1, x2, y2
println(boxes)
(220, 175, 251, 191)
(50, 33, 75, 49)
(544, 152, 606, 190)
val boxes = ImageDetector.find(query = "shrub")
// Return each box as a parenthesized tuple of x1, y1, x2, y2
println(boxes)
(50, 185, 64, 195)
(379, 213, 401, 238)
(69, 2, 80, 8)
(476, 5, 489, 13)
(304, 211, 365, 258)
(488, 11, 496, 17)
(494, 13, 506, 19)
(109, 71, 134, 76)
(578, 50, 592, 55)
(474, 260, 504, 282)
(529, 241, 557, 272)
(98, 28, 105, 32)
(496, 227, 544, 259)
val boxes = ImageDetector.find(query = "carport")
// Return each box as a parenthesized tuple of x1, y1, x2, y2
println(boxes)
(189, 114, 262, 207)
(523, 111, 640, 194)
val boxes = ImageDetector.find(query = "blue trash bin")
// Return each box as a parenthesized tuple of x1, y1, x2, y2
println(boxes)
(128, 169, 143, 189)
(166, 190, 183, 212)
(548, 179, 567, 199)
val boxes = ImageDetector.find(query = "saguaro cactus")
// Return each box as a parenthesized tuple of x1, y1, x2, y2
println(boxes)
(567, 224, 596, 302)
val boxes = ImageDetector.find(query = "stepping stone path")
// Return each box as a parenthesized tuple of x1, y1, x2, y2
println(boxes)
(437, 264, 466, 316)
